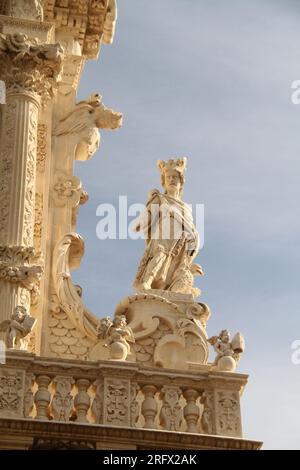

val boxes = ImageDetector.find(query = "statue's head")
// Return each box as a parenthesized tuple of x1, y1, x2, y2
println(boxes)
(219, 329, 230, 343)
(12, 305, 27, 322)
(157, 158, 187, 198)
(114, 314, 127, 328)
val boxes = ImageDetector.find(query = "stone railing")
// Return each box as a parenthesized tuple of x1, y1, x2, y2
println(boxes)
(0, 352, 247, 438)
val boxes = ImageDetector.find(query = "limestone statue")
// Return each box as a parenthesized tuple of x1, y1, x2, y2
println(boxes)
(104, 315, 135, 361)
(133, 158, 203, 296)
(53, 93, 123, 161)
(0, 305, 36, 350)
(208, 329, 245, 372)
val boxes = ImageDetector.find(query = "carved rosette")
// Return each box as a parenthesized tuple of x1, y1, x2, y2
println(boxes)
(53, 174, 82, 208)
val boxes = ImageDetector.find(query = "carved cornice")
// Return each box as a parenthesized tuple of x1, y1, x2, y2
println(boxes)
(0, 33, 63, 99)
(0, 0, 43, 21)
(0, 417, 262, 450)
(43, 0, 117, 59)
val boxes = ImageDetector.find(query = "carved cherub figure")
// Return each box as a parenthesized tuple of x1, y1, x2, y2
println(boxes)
(96, 316, 113, 339)
(0, 305, 36, 350)
(208, 329, 245, 371)
(104, 315, 135, 361)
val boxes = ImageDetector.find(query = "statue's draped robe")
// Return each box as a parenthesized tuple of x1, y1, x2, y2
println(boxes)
(134, 190, 200, 290)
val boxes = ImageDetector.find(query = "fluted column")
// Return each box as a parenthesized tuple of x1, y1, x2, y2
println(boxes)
(0, 33, 63, 327)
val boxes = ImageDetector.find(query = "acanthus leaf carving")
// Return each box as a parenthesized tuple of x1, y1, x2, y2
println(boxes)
(0, 33, 63, 100)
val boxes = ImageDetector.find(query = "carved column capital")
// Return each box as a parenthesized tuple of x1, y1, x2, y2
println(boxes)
(0, 33, 64, 100)
(0, 245, 44, 302)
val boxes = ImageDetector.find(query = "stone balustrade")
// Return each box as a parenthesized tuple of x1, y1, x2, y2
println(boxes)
(0, 351, 246, 438)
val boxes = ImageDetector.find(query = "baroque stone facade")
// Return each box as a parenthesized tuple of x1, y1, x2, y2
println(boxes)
(0, 0, 260, 450)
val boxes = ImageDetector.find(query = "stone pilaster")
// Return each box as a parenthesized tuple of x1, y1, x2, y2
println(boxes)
(0, 33, 63, 324)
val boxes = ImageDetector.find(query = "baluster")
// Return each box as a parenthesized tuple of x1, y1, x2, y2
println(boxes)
(141, 384, 158, 429)
(34, 375, 51, 420)
(74, 378, 90, 423)
(183, 389, 200, 433)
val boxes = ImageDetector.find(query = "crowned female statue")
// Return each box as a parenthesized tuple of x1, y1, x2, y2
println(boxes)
(133, 158, 203, 297)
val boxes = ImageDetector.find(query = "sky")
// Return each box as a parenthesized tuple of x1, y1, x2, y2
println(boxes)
(73, 0, 300, 450)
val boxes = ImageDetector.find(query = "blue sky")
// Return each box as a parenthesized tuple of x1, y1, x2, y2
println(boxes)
(73, 0, 300, 449)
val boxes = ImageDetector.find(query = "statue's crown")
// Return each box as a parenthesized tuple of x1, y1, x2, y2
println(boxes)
(157, 157, 187, 175)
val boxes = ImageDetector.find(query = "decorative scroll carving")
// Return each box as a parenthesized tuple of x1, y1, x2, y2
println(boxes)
(0, 33, 63, 99)
(115, 292, 209, 369)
